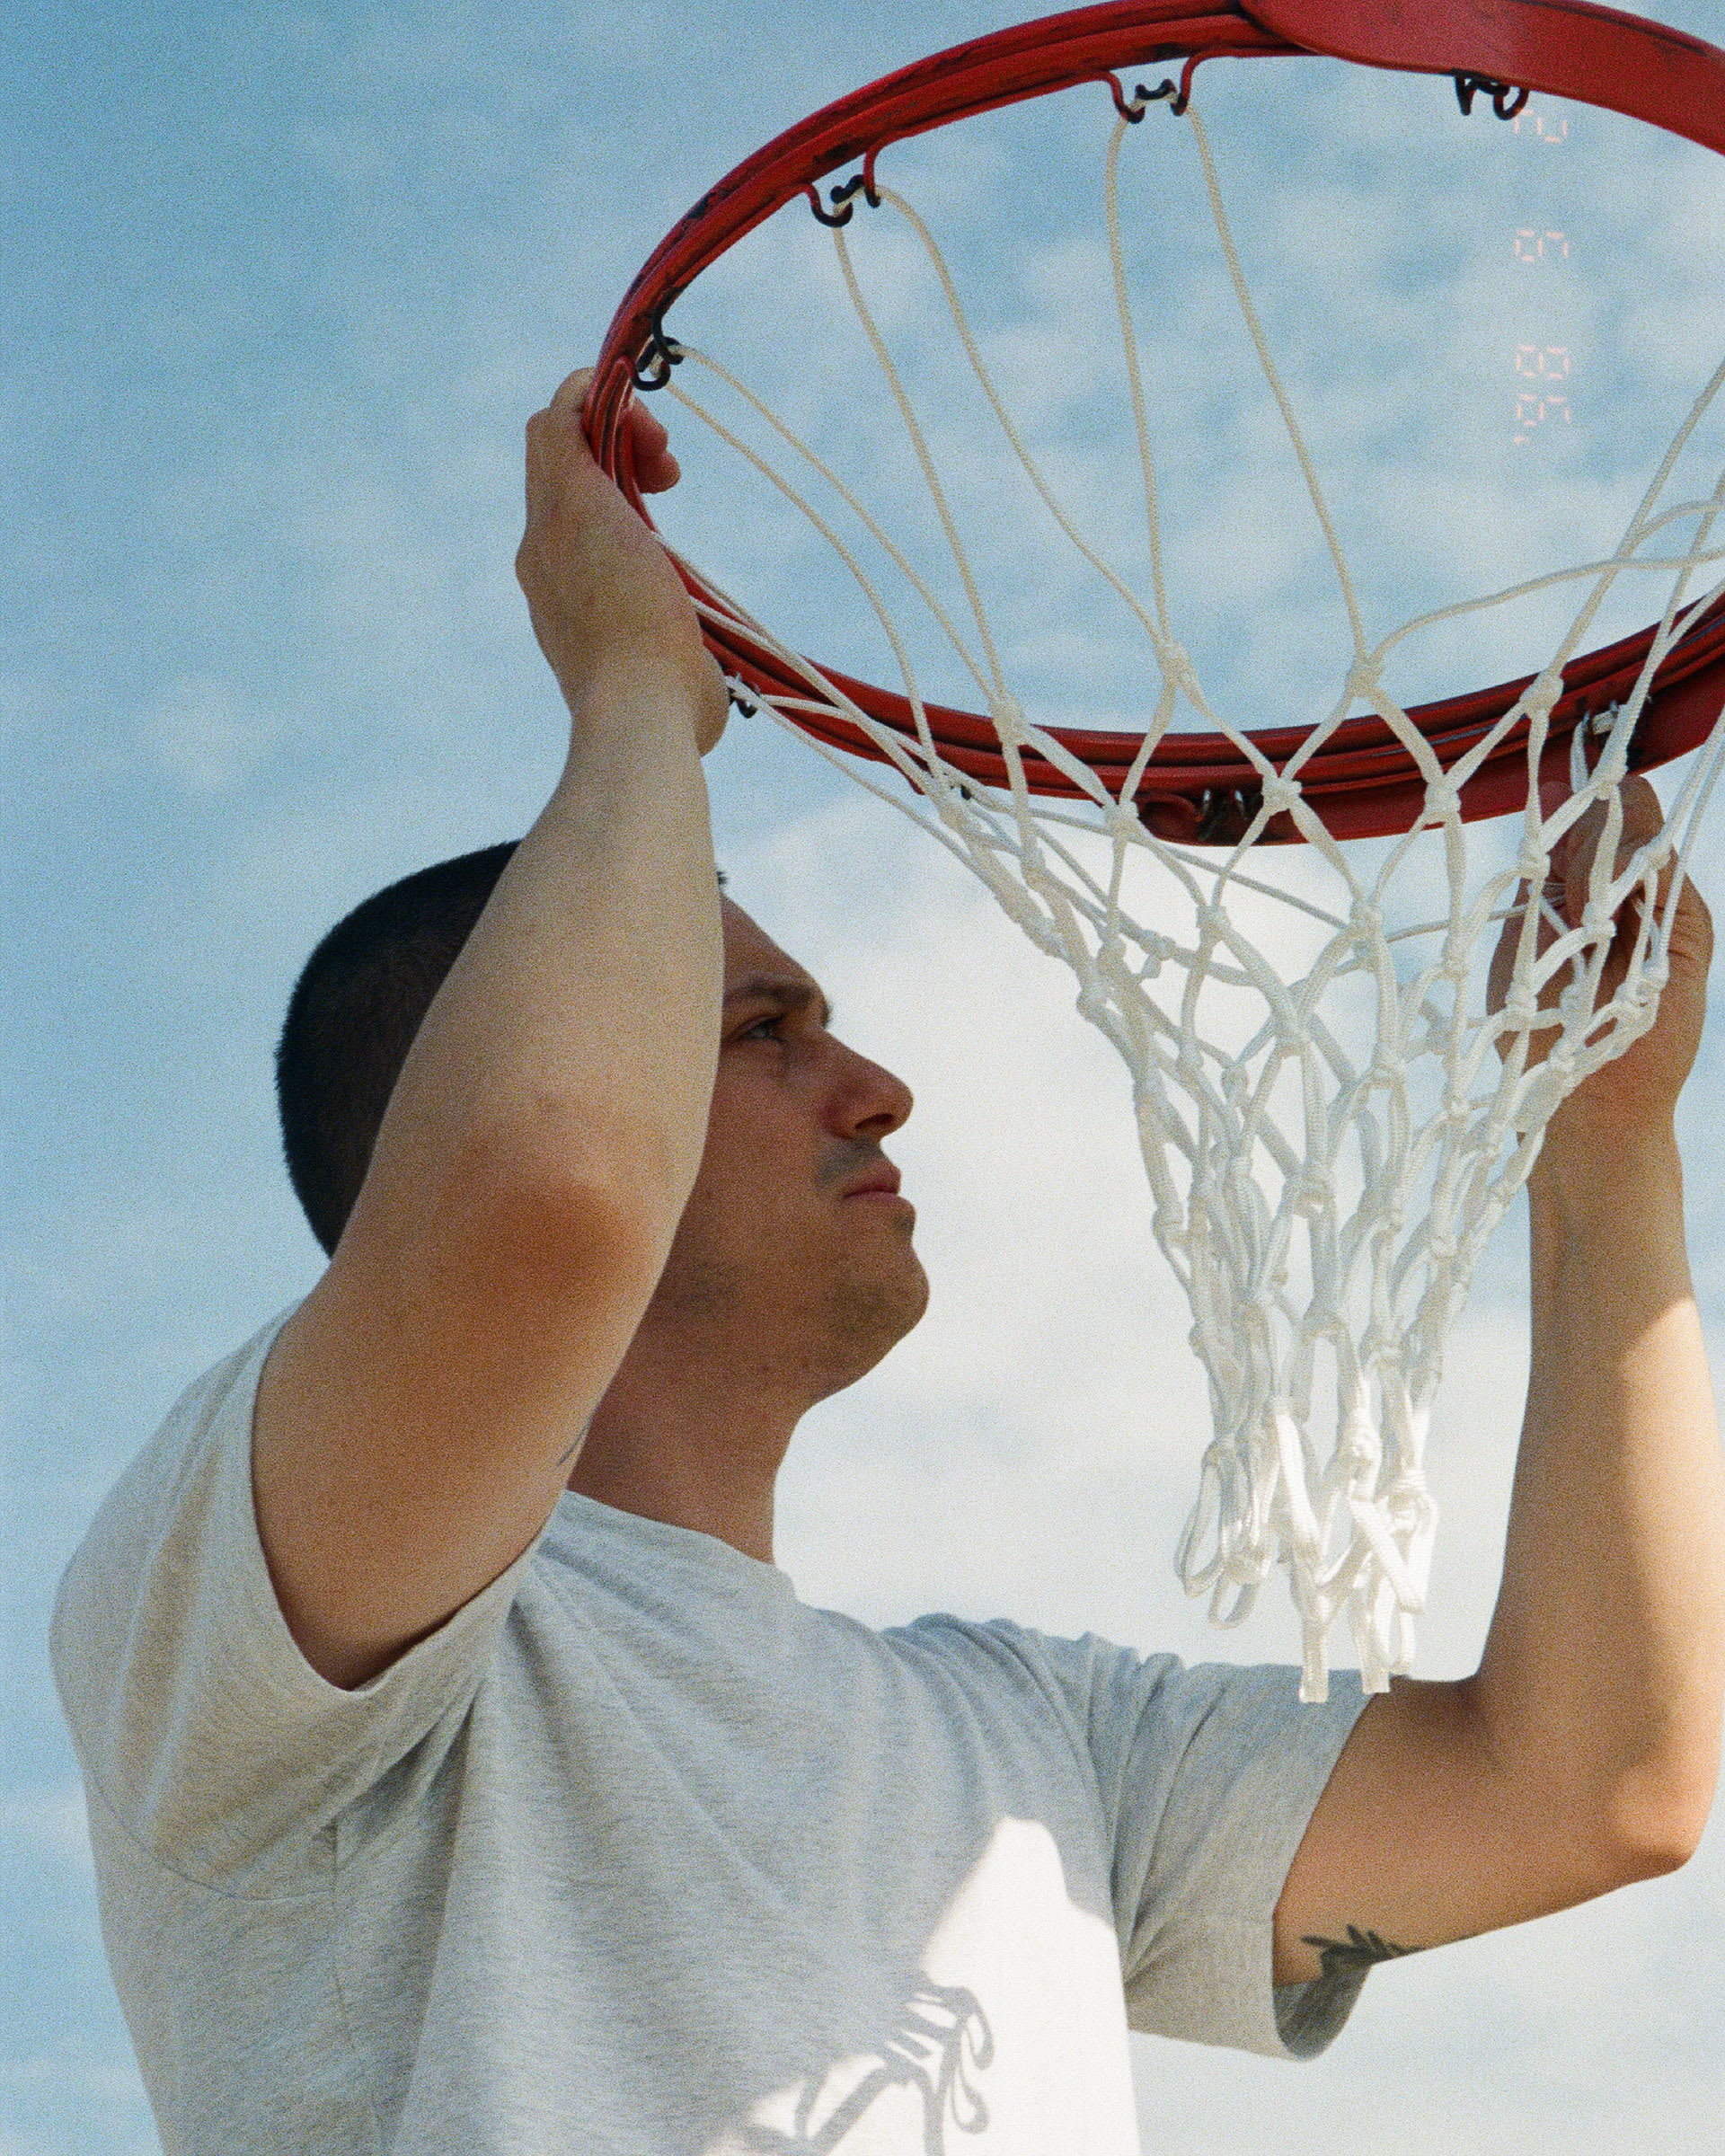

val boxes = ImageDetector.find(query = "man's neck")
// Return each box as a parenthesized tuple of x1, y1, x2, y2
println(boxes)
(567, 1363, 801, 1566)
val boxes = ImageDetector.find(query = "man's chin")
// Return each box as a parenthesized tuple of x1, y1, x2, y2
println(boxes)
(821, 1257, 930, 1385)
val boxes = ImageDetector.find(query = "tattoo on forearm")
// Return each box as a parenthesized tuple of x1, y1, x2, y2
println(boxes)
(1300, 1925, 1420, 1980)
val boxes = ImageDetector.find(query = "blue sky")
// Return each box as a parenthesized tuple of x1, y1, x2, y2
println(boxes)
(4, 4, 1723, 2150)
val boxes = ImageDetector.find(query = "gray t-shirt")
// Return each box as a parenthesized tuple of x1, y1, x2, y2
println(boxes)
(51, 1311, 1372, 2155)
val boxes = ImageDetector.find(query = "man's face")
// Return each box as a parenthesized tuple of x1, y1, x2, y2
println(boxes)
(642, 897, 929, 1401)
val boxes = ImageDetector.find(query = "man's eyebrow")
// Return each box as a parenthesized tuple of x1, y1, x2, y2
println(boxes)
(723, 975, 834, 1029)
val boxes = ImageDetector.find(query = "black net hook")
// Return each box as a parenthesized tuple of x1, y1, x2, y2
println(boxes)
(632, 303, 686, 393)
(1453, 72, 1531, 121)
(805, 165, 882, 228)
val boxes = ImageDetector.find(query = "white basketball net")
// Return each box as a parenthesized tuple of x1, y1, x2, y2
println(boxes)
(654, 91, 1725, 1698)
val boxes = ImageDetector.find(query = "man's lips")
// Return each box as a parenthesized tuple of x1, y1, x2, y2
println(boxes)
(839, 1165, 906, 1202)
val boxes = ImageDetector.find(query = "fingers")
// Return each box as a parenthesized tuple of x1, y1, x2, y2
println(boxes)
(1620, 772, 1661, 819)
(1601, 779, 1666, 913)
(517, 364, 721, 754)
(1546, 773, 1665, 918)
(1637, 842, 1712, 977)
(1493, 773, 1712, 1099)
(1612, 773, 1664, 851)
(526, 373, 683, 520)
(626, 396, 680, 493)
(548, 365, 595, 418)
(634, 441, 682, 493)
(1544, 777, 1709, 1012)
(548, 369, 675, 482)
(1669, 873, 1715, 978)
(626, 395, 668, 453)
(524, 371, 599, 526)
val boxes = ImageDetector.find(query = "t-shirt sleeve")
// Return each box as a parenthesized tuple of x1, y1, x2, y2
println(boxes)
(49, 1310, 546, 1891)
(989, 1626, 1373, 2062)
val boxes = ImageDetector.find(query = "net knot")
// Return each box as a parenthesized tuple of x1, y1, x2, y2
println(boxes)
(996, 882, 1051, 941)
(1349, 897, 1384, 946)
(1344, 658, 1383, 710)
(991, 694, 1031, 747)
(1289, 1171, 1330, 1218)
(1423, 774, 1463, 826)
(1524, 666, 1566, 723)
(1136, 940, 1170, 982)
(1162, 641, 1199, 699)
(1259, 772, 1302, 819)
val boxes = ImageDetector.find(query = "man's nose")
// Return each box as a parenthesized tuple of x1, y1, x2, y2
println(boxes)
(827, 1043, 913, 1140)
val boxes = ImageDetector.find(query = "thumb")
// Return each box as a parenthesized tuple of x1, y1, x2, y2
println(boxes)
(695, 652, 730, 757)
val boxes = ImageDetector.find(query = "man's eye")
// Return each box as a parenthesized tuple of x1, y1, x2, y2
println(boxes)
(739, 1014, 783, 1041)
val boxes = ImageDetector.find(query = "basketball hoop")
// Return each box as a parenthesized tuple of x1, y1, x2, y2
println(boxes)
(588, 0, 1725, 1696)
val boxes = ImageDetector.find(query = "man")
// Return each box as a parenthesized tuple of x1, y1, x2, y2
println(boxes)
(52, 368, 1724, 2153)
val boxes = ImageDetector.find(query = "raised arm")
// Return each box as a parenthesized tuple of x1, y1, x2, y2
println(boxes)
(1274, 777, 1724, 1984)
(252, 370, 729, 1689)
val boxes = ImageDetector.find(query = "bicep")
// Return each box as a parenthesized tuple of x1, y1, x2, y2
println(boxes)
(252, 1162, 661, 1690)
(1272, 1676, 1642, 1985)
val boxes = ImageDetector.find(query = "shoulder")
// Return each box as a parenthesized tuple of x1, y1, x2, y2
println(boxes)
(52, 1309, 298, 1709)
(879, 1613, 1195, 1751)
(887, 1611, 1182, 1701)
(886, 1619, 1369, 1788)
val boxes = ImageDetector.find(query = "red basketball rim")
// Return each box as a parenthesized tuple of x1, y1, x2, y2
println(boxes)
(588, 0, 1725, 843)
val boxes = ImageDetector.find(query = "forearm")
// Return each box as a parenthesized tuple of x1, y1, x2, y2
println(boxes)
(365, 665, 721, 1254)
(354, 371, 729, 1271)
(1473, 1118, 1725, 1860)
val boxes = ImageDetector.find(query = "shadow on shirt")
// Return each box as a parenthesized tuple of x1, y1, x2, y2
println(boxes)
(737, 1980, 994, 2153)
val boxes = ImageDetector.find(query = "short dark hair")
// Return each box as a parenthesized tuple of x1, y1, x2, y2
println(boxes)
(276, 842, 518, 1255)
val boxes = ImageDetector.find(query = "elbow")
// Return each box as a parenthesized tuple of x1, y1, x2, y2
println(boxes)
(1598, 1821, 1703, 1885)
(1595, 1752, 1720, 1885)
(439, 1103, 692, 1301)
